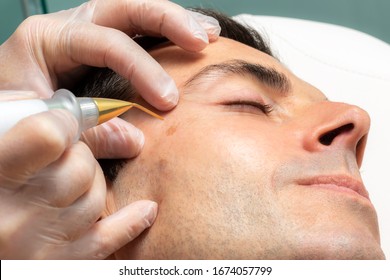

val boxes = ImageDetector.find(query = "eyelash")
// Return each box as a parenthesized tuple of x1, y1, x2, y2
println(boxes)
(224, 100, 274, 115)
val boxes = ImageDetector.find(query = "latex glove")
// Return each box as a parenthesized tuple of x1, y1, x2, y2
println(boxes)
(0, 92, 158, 259)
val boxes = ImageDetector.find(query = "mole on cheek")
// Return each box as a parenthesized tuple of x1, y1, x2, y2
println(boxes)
(166, 124, 178, 136)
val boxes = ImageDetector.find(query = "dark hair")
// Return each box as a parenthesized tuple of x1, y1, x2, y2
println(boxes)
(72, 8, 274, 181)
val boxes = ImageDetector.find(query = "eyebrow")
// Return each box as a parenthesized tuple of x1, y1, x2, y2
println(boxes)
(184, 59, 292, 95)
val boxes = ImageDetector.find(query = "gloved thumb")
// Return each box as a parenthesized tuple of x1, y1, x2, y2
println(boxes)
(81, 117, 144, 159)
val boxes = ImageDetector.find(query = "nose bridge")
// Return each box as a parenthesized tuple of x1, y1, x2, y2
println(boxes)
(298, 102, 370, 155)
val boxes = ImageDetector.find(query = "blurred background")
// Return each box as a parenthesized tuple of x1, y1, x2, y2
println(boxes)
(1, 0, 389, 44)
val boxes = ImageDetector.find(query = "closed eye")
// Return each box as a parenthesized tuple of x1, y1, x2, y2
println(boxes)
(224, 100, 274, 115)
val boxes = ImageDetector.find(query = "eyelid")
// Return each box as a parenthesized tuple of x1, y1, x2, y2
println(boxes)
(224, 100, 274, 115)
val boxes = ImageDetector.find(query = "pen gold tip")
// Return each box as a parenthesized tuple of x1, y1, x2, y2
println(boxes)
(92, 98, 164, 124)
(130, 103, 164, 120)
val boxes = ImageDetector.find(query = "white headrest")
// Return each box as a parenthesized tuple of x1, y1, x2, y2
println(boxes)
(234, 14, 390, 258)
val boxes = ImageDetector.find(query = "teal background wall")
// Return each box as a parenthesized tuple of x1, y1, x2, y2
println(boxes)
(0, 0, 24, 43)
(1, 0, 389, 44)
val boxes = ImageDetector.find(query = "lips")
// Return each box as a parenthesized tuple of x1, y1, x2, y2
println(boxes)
(297, 175, 370, 201)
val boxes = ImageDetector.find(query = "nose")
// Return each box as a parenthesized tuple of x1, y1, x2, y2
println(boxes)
(300, 102, 370, 166)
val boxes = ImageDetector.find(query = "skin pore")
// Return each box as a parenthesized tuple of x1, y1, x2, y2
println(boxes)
(103, 37, 385, 259)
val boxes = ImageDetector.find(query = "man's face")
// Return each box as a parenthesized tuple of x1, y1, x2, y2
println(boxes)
(108, 37, 384, 259)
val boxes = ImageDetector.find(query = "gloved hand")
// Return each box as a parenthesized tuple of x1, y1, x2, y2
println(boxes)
(0, 92, 158, 259)
(0, 0, 220, 259)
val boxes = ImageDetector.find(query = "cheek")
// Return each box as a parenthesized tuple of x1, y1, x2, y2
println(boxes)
(155, 117, 288, 218)
(153, 110, 297, 201)
(178, 118, 287, 172)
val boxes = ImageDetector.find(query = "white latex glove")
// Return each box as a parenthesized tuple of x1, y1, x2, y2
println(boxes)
(0, 91, 158, 259)
(0, 0, 220, 259)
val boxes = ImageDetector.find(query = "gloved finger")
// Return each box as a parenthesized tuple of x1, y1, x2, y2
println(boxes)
(53, 22, 178, 110)
(90, 0, 221, 51)
(64, 200, 158, 259)
(187, 10, 221, 42)
(0, 110, 78, 188)
(0, 91, 39, 101)
(81, 117, 144, 159)
(55, 161, 106, 236)
(22, 142, 97, 207)
(0, 161, 106, 260)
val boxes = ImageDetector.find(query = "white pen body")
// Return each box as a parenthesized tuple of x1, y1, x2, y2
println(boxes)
(0, 89, 99, 140)
(0, 99, 49, 136)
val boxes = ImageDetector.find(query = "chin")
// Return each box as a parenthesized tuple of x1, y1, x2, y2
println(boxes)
(302, 246, 385, 260)
(292, 231, 385, 260)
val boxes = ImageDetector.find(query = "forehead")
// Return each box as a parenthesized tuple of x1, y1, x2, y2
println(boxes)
(149, 37, 293, 89)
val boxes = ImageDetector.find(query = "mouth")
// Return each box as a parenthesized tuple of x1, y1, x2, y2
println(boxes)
(297, 175, 371, 202)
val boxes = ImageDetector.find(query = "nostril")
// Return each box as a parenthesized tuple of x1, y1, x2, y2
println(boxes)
(319, 123, 354, 146)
